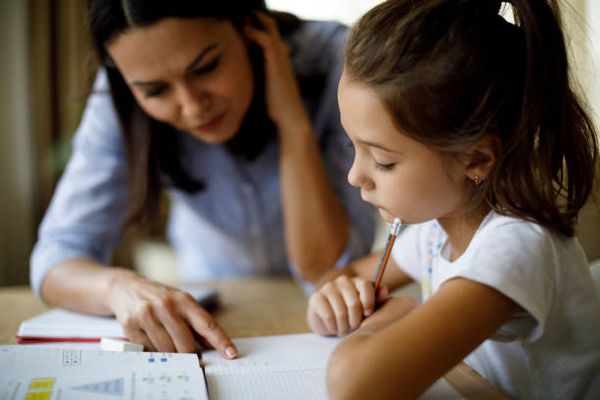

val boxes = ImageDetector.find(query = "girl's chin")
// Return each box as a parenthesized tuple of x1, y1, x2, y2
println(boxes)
(377, 208, 397, 223)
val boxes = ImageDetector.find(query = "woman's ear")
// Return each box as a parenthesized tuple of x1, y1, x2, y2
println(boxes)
(463, 134, 500, 184)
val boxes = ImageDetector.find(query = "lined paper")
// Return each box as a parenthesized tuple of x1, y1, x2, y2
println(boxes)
(203, 333, 339, 399)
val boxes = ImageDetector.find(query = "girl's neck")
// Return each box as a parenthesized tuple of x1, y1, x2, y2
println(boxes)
(437, 204, 491, 261)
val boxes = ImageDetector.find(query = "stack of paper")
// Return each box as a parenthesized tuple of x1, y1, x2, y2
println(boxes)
(16, 309, 126, 343)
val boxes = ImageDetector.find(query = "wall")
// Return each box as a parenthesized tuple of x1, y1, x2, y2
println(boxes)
(571, 0, 600, 262)
(0, 0, 35, 285)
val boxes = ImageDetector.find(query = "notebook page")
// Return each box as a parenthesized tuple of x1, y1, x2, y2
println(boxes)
(203, 333, 340, 400)
(0, 345, 208, 400)
(202, 333, 463, 400)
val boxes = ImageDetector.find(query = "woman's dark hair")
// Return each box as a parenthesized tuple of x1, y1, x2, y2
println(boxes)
(345, 0, 598, 236)
(86, 0, 300, 228)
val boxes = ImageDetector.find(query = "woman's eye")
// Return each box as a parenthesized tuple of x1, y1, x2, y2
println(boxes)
(374, 162, 396, 171)
(192, 57, 221, 76)
(144, 85, 167, 98)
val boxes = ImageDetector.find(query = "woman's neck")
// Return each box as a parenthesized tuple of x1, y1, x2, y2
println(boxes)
(437, 204, 490, 261)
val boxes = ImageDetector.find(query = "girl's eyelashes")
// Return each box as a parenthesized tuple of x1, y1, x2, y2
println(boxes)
(374, 162, 396, 171)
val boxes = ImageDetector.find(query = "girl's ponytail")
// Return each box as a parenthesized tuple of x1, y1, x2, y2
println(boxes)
(489, 0, 598, 236)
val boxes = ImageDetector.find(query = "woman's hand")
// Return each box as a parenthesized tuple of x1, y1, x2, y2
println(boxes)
(106, 270, 237, 358)
(307, 275, 389, 337)
(244, 12, 310, 131)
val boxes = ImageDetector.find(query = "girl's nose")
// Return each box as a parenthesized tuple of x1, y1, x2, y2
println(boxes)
(348, 159, 374, 191)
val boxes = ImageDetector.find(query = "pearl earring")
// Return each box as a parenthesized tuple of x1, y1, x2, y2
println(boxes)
(471, 176, 482, 186)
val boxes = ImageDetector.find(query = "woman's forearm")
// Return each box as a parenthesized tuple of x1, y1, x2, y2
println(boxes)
(279, 121, 350, 283)
(40, 258, 134, 316)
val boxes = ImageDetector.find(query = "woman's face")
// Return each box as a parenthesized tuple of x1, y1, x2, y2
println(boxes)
(107, 17, 254, 144)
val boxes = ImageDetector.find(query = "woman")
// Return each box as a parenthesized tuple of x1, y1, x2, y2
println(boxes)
(30, 0, 374, 358)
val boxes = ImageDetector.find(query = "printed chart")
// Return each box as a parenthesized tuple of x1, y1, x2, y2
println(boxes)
(0, 346, 207, 400)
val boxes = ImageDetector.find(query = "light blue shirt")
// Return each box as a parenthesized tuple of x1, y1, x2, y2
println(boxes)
(30, 20, 375, 296)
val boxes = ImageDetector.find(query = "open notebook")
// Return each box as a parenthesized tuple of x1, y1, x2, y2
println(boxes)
(2, 334, 338, 400)
(5, 333, 460, 399)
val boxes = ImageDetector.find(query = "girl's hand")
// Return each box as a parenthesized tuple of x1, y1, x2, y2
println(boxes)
(244, 12, 310, 131)
(307, 275, 389, 337)
(106, 270, 237, 358)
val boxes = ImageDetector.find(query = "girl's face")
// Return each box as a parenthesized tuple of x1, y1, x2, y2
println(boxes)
(338, 71, 470, 224)
(107, 17, 254, 144)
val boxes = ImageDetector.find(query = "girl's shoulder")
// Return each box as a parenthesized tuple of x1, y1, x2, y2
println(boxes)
(455, 211, 589, 308)
(473, 211, 575, 255)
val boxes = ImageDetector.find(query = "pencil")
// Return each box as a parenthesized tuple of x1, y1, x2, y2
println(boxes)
(373, 217, 402, 292)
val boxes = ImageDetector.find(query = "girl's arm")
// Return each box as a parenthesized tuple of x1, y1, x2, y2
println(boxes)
(326, 278, 521, 400)
(245, 14, 353, 283)
(41, 259, 237, 358)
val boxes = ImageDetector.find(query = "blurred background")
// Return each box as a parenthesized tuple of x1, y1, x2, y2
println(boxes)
(0, 0, 599, 286)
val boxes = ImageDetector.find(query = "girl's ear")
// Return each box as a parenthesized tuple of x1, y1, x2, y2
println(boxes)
(462, 134, 500, 183)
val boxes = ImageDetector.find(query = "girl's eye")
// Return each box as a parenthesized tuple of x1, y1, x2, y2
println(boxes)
(192, 57, 221, 77)
(374, 162, 396, 171)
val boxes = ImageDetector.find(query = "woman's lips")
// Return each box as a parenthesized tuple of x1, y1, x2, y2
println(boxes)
(193, 112, 225, 133)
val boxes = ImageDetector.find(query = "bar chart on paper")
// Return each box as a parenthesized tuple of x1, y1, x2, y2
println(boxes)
(0, 346, 208, 400)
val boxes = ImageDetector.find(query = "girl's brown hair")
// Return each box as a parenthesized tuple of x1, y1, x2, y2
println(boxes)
(345, 0, 598, 236)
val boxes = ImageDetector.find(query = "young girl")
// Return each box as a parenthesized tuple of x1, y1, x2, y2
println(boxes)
(31, 0, 375, 358)
(307, 0, 600, 398)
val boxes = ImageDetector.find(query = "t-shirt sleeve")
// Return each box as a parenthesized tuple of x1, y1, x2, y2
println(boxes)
(451, 220, 556, 342)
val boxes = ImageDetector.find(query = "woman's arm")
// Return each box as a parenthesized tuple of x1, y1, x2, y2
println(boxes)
(41, 258, 237, 358)
(245, 14, 354, 283)
(326, 278, 520, 400)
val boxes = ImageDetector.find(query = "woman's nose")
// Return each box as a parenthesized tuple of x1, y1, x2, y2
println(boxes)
(179, 87, 211, 120)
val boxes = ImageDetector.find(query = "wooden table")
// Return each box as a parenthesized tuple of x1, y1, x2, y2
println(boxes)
(0, 277, 507, 399)
(0, 277, 308, 344)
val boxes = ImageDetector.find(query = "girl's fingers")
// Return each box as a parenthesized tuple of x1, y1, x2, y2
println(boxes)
(377, 286, 390, 303)
(353, 277, 376, 317)
(308, 291, 337, 335)
(184, 302, 238, 360)
(322, 282, 350, 336)
(337, 277, 364, 331)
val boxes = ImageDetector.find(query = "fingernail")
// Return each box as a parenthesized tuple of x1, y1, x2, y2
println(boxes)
(225, 346, 238, 359)
(365, 308, 373, 316)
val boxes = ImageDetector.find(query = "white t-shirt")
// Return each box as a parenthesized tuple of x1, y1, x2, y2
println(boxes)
(392, 211, 600, 399)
